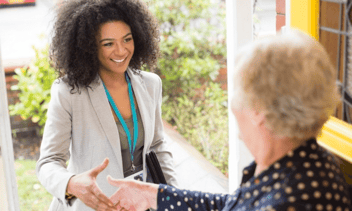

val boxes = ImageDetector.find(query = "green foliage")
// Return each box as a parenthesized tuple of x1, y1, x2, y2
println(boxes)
(148, 0, 229, 174)
(9, 0, 229, 174)
(163, 83, 229, 172)
(9, 45, 57, 134)
(15, 159, 52, 210)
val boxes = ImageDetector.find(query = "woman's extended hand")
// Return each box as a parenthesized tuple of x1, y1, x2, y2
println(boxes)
(66, 158, 116, 210)
(107, 175, 159, 211)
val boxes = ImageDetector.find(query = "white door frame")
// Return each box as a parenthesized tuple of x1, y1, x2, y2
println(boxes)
(226, 0, 254, 193)
(0, 40, 20, 211)
(286, 0, 291, 29)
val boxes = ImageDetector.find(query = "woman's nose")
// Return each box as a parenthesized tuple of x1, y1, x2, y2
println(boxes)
(114, 43, 127, 55)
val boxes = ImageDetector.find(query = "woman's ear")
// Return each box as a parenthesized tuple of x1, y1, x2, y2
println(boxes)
(248, 108, 265, 127)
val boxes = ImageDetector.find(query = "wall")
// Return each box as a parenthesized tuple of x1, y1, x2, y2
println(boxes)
(276, 0, 285, 31)
(255, 0, 276, 37)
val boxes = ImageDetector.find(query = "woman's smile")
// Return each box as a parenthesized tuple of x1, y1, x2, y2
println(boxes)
(111, 57, 127, 63)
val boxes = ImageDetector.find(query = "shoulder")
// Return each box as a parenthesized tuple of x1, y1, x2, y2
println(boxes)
(262, 172, 351, 210)
(139, 71, 162, 84)
(134, 71, 162, 93)
(278, 151, 352, 209)
(51, 76, 88, 96)
(51, 78, 71, 96)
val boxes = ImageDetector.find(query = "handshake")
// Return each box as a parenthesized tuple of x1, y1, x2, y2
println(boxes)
(66, 158, 158, 211)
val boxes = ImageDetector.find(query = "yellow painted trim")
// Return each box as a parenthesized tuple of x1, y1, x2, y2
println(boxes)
(290, 0, 319, 40)
(317, 116, 352, 163)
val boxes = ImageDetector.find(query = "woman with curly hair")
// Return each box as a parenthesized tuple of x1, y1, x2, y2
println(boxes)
(36, 0, 178, 210)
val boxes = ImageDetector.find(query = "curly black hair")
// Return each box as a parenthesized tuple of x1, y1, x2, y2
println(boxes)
(51, 0, 160, 91)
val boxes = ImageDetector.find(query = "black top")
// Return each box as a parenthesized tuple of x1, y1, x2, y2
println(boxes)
(157, 139, 352, 210)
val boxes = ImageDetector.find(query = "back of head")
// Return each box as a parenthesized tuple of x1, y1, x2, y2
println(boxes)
(232, 30, 340, 140)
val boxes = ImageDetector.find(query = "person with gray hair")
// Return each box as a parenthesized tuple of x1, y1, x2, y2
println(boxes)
(105, 30, 352, 211)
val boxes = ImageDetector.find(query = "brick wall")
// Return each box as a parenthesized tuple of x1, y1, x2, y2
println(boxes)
(276, 0, 285, 31)
(217, 67, 227, 90)
(4, 66, 39, 139)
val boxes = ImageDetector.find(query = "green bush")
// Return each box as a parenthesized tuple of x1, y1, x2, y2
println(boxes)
(148, 0, 229, 174)
(164, 82, 229, 172)
(9, 45, 57, 134)
(9, 0, 229, 174)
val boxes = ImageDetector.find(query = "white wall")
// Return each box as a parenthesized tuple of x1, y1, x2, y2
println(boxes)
(254, 0, 277, 38)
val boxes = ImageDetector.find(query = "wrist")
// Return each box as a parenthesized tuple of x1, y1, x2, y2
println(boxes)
(65, 176, 76, 202)
(146, 183, 159, 209)
(66, 175, 76, 195)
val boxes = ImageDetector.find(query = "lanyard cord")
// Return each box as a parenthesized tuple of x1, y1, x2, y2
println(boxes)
(103, 72, 138, 165)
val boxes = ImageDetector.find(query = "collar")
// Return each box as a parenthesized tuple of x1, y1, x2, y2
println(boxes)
(240, 138, 317, 185)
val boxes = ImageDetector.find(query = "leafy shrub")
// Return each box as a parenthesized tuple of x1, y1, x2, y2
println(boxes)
(148, 0, 229, 174)
(9, 45, 57, 134)
(164, 82, 229, 172)
(9, 0, 229, 174)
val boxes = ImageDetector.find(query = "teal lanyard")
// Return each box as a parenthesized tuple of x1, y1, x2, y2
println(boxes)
(103, 72, 138, 171)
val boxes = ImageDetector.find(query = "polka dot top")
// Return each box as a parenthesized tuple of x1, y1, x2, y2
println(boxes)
(157, 139, 352, 211)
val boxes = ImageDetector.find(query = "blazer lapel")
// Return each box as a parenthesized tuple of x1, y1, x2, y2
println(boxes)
(87, 77, 124, 172)
(127, 69, 154, 151)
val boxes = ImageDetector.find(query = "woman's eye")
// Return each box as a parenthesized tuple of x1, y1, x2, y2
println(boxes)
(103, 43, 113, 47)
(124, 37, 133, 43)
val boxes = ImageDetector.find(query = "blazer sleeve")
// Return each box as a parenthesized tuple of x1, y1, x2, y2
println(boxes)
(35, 80, 75, 208)
(149, 76, 179, 187)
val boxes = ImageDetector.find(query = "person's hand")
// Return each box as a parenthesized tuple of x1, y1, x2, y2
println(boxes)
(107, 175, 159, 211)
(66, 158, 116, 210)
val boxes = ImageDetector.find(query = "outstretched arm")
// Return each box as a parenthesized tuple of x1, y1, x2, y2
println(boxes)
(107, 176, 158, 211)
(108, 176, 231, 211)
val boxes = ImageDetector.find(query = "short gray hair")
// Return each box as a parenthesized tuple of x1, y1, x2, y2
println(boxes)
(231, 30, 340, 139)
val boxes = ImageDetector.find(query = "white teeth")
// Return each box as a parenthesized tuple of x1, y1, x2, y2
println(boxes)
(111, 57, 126, 63)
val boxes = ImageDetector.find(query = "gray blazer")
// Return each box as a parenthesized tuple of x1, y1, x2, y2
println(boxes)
(36, 69, 178, 210)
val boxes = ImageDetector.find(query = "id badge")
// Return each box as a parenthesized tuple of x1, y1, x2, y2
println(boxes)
(124, 164, 144, 181)
(125, 170, 144, 181)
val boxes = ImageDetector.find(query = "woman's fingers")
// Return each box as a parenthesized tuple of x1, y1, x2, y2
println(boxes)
(107, 175, 139, 187)
(107, 175, 123, 186)
(129, 205, 136, 211)
(84, 194, 115, 211)
(114, 204, 122, 211)
(119, 199, 131, 210)
(81, 189, 115, 210)
(90, 158, 109, 178)
(67, 158, 116, 210)
(91, 183, 114, 207)
(108, 176, 152, 211)
(88, 158, 115, 207)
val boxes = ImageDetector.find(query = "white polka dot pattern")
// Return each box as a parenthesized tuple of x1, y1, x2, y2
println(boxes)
(156, 139, 352, 211)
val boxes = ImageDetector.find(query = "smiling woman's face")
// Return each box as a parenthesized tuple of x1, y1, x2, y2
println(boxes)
(97, 21, 135, 75)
